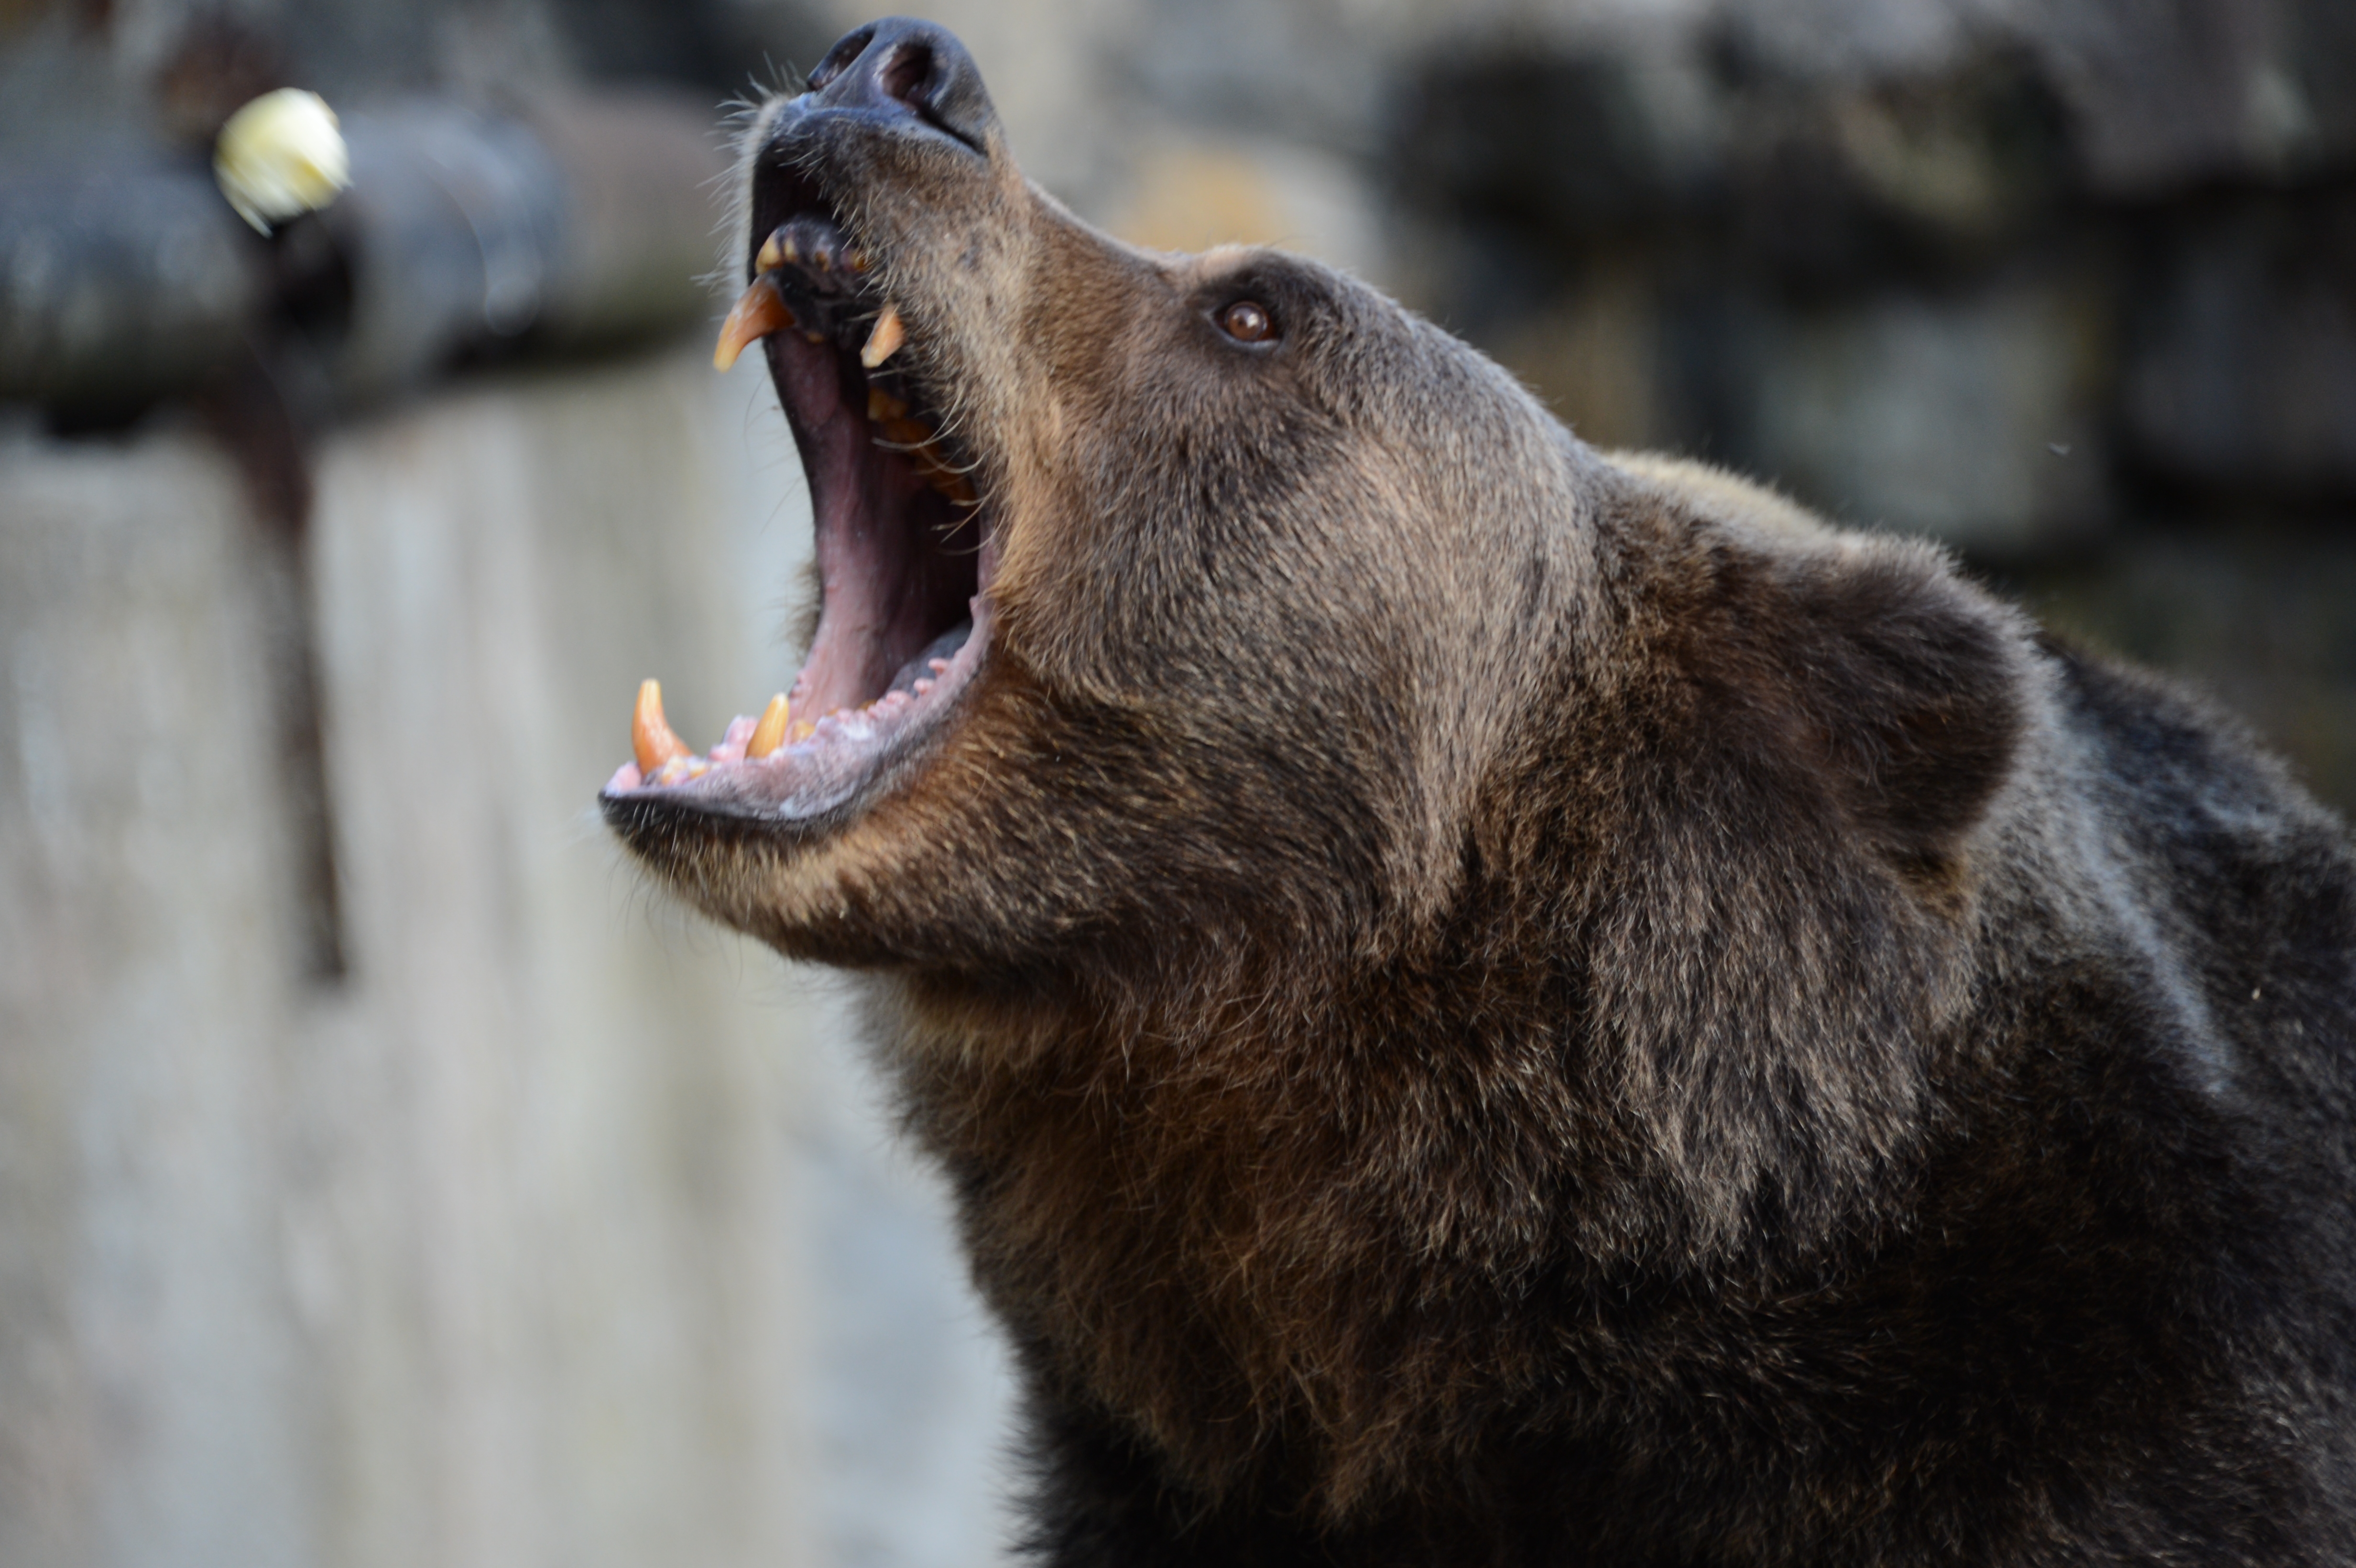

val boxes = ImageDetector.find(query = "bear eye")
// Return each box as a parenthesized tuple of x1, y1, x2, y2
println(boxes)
(1218, 300, 1277, 344)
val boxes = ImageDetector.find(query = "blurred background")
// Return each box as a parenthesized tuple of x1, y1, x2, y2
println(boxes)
(1, 0, 2351, 1564)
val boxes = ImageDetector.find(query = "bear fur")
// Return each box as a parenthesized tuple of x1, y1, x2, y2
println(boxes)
(606, 19, 2356, 1564)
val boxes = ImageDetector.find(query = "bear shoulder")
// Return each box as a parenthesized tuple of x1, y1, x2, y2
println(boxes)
(1606, 449, 1839, 547)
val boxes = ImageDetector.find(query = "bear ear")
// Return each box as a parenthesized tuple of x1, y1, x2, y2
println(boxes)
(1690, 539, 2029, 866)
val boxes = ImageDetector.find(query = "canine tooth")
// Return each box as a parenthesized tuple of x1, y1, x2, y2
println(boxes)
(849, 248, 872, 272)
(714, 277, 794, 370)
(747, 694, 791, 759)
(632, 679, 692, 774)
(861, 303, 906, 369)
(868, 388, 908, 421)
(789, 719, 817, 743)
(880, 416, 933, 446)
(755, 229, 786, 272)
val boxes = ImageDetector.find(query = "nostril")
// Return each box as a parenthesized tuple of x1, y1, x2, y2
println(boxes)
(807, 26, 872, 92)
(878, 42, 933, 110)
(794, 20, 992, 154)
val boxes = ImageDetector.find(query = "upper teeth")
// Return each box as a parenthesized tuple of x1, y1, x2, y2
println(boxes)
(713, 275, 794, 371)
(861, 304, 906, 369)
(717, 221, 903, 374)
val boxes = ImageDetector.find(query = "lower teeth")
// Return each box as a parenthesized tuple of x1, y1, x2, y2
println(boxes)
(888, 621, 972, 698)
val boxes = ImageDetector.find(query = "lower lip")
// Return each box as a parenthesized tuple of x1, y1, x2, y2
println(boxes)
(602, 594, 993, 820)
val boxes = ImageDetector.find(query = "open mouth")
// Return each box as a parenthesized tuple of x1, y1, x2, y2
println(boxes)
(601, 173, 993, 827)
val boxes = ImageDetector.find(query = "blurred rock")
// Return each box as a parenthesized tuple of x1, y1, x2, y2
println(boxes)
(2023, 0, 2356, 195)
(1736, 275, 2111, 549)
(1396, 46, 1723, 242)
(1390, 0, 2356, 550)
(1720, 51, 2070, 289)
(2124, 188, 2356, 498)
(1102, 131, 1386, 280)
(2018, 531, 2356, 815)
(1487, 252, 1668, 452)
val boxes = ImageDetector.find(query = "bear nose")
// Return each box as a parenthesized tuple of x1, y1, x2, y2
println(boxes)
(803, 18, 997, 152)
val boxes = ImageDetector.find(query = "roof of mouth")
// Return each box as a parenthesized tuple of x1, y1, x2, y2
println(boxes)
(603, 204, 993, 825)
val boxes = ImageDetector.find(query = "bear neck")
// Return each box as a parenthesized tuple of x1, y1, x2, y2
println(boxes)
(860, 675, 1989, 1517)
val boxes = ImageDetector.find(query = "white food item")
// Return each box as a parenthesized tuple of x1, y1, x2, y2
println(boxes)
(213, 88, 350, 234)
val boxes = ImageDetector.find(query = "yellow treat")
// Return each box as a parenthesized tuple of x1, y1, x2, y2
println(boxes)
(214, 88, 350, 234)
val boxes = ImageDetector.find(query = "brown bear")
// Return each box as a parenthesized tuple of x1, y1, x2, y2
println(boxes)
(603, 18, 2356, 1565)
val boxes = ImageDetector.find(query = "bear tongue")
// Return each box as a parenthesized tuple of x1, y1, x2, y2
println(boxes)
(886, 621, 971, 697)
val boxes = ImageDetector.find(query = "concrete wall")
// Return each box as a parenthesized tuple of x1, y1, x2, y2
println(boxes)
(0, 346, 1013, 1568)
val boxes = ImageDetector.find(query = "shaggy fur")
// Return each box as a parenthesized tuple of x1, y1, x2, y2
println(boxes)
(609, 20, 2356, 1564)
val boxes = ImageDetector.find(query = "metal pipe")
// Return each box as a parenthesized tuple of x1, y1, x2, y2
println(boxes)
(0, 89, 727, 418)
